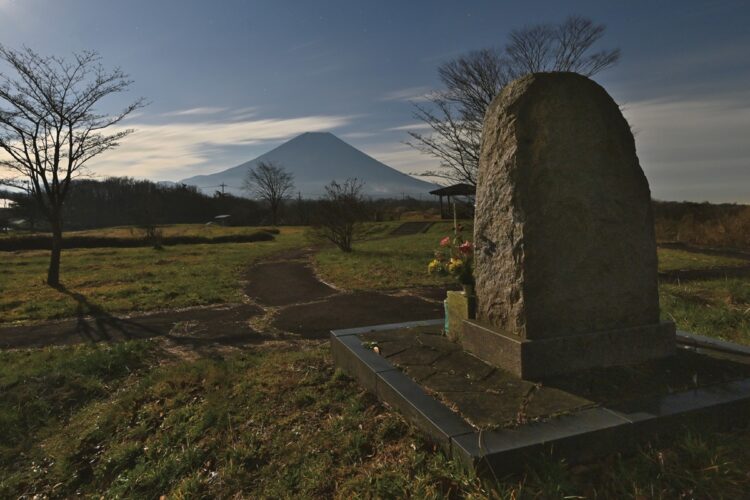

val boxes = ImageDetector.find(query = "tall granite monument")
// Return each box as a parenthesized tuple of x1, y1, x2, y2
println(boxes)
(461, 72, 675, 379)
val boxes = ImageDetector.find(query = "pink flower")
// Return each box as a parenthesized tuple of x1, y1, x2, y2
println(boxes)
(440, 236, 451, 247)
(459, 241, 473, 254)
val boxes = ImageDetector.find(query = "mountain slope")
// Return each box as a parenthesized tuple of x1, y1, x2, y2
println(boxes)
(180, 132, 438, 198)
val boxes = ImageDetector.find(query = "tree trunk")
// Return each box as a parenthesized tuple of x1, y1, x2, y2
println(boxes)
(270, 201, 279, 226)
(47, 216, 62, 286)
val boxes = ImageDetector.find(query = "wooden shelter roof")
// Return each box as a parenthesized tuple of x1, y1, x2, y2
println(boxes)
(428, 183, 476, 196)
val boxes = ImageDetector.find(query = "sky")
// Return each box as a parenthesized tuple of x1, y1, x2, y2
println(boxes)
(0, 0, 749, 202)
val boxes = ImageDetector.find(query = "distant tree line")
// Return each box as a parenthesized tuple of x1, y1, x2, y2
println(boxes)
(7, 179, 750, 250)
(1, 177, 263, 231)
(1, 176, 461, 232)
(653, 200, 750, 249)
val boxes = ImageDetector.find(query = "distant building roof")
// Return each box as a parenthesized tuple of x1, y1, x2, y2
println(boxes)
(428, 183, 476, 196)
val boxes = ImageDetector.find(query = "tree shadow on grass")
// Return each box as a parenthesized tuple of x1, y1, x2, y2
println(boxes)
(54, 284, 165, 344)
(0, 285, 272, 350)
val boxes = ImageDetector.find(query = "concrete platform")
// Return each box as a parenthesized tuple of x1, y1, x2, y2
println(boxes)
(331, 320, 750, 475)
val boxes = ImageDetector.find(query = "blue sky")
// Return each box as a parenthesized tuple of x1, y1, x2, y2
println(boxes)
(1, 0, 749, 202)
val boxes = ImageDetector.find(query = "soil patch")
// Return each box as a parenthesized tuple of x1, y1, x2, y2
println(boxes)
(0, 304, 265, 349)
(245, 260, 336, 306)
(272, 291, 443, 339)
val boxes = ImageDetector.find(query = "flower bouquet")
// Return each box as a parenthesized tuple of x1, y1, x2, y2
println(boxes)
(427, 223, 474, 292)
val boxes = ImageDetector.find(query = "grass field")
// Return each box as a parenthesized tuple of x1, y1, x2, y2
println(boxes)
(3, 221, 750, 496)
(657, 248, 747, 271)
(0, 227, 306, 324)
(317, 222, 749, 290)
(315, 222, 750, 345)
(661, 278, 750, 344)
(315, 221, 461, 290)
(2, 339, 750, 498)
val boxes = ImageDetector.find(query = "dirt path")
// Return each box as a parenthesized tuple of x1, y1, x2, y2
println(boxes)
(0, 248, 446, 349)
(244, 259, 337, 306)
(0, 304, 266, 350)
(245, 248, 444, 339)
(390, 221, 434, 236)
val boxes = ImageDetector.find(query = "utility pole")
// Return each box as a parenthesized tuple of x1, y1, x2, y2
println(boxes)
(219, 182, 227, 196)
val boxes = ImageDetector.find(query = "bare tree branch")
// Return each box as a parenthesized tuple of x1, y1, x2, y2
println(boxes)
(0, 44, 146, 285)
(406, 16, 620, 186)
(243, 161, 294, 225)
(312, 178, 367, 252)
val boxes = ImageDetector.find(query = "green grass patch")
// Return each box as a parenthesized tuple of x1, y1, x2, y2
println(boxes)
(661, 278, 750, 344)
(0, 341, 157, 468)
(0, 227, 307, 324)
(316, 223, 747, 290)
(2, 343, 750, 497)
(0, 344, 488, 498)
(658, 248, 747, 271)
(315, 221, 463, 290)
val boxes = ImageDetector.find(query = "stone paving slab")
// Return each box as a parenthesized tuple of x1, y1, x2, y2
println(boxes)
(360, 326, 750, 430)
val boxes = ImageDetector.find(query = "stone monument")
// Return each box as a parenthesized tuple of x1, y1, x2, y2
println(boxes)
(461, 72, 675, 379)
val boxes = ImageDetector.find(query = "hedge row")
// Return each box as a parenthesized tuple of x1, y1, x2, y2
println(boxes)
(0, 231, 275, 251)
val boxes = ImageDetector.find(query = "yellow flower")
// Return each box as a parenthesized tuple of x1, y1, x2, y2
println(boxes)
(448, 258, 464, 274)
(427, 259, 442, 274)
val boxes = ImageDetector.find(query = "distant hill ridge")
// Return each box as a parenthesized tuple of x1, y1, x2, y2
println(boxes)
(179, 132, 439, 198)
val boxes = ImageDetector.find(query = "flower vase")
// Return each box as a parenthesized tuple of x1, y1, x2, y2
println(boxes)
(445, 285, 476, 342)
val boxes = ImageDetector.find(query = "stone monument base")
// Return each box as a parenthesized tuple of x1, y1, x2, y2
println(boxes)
(331, 320, 750, 476)
(461, 320, 676, 379)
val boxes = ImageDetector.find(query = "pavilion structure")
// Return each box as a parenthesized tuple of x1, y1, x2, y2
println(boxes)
(429, 183, 476, 219)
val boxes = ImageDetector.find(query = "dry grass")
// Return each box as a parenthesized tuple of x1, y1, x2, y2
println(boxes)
(0, 227, 307, 324)
(2, 340, 750, 498)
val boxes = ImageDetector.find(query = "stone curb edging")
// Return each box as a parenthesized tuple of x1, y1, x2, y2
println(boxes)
(331, 320, 750, 475)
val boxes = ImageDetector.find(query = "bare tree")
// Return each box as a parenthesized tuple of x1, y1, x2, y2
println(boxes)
(408, 16, 620, 185)
(243, 161, 294, 225)
(313, 178, 366, 252)
(0, 45, 145, 285)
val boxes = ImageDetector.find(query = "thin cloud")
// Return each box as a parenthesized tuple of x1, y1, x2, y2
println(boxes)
(386, 122, 433, 132)
(92, 114, 354, 179)
(230, 106, 259, 116)
(162, 107, 228, 117)
(340, 131, 379, 140)
(381, 86, 434, 102)
(624, 93, 750, 203)
(361, 142, 439, 177)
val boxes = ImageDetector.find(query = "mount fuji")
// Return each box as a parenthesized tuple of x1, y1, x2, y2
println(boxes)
(179, 132, 439, 198)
